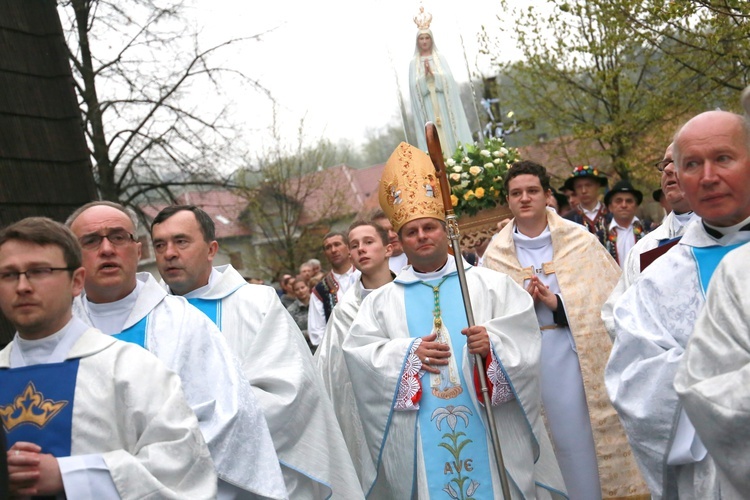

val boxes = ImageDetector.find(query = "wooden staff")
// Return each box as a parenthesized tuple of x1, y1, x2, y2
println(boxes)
(425, 122, 512, 499)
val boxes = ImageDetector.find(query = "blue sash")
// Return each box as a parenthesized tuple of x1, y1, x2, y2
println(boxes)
(691, 242, 747, 295)
(187, 298, 221, 329)
(404, 274, 495, 499)
(113, 316, 148, 348)
(0, 360, 80, 456)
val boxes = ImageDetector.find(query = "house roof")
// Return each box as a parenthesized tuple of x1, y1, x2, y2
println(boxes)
(141, 190, 251, 239)
(140, 162, 388, 237)
(295, 163, 385, 225)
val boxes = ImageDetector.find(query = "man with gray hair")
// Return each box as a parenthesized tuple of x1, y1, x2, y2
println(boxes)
(306, 258, 324, 284)
(601, 142, 699, 338)
(605, 105, 750, 498)
(66, 201, 286, 500)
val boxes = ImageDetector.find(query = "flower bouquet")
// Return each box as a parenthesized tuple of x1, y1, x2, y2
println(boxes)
(446, 137, 520, 218)
(445, 138, 518, 251)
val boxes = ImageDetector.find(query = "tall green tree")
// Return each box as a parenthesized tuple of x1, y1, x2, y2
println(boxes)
(482, 0, 731, 183)
(617, 1, 750, 93)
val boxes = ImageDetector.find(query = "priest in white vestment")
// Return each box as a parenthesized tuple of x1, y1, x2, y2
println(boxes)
(675, 243, 750, 498)
(606, 109, 750, 499)
(343, 143, 566, 499)
(314, 220, 395, 490)
(67, 202, 287, 500)
(150, 205, 363, 500)
(602, 142, 698, 339)
(0, 217, 216, 499)
(483, 161, 647, 499)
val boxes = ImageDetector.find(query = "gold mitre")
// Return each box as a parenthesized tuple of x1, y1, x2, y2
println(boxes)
(379, 142, 445, 233)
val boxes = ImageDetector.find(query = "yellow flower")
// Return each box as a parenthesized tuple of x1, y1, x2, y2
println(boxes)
(451, 194, 459, 207)
(450, 173, 461, 182)
(475, 187, 485, 199)
(469, 166, 482, 176)
(463, 190, 475, 201)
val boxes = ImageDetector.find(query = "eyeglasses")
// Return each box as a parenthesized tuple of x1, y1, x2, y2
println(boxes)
(654, 159, 673, 172)
(0, 267, 75, 284)
(78, 229, 136, 250)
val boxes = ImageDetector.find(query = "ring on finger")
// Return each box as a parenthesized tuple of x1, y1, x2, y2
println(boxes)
(425, 356, 430, 365)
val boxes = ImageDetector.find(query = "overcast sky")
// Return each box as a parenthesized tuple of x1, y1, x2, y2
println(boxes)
(190, 0, 531, 153)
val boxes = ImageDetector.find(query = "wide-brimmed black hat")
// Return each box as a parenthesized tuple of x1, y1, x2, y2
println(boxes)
(604, 180, 644, 206)
(562, 165, 609, 191)
(549, 187, 569, 209)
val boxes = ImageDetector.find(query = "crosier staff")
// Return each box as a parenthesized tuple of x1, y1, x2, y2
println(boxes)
(425, 122, 512, 499)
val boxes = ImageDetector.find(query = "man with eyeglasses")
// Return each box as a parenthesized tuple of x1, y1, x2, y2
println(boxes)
(0, 217, 217, 498)
(602, 143, 699, 339)
(605, 106, 750, 497)
(66, 201, 287, 500)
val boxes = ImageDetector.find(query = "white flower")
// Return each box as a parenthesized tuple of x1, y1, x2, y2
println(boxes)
(446, 158, 456, 167)
(492, 150, 502, 158)
(480, 149, 491, 157)
(431, 405, 473, 431)
(461, 156, 471, 164)
(443, 483, 459, 500)
(461, 172, 469, 179)
(450, 173, 461, 182)
(452, 166, 462, 173)
(484, 162, 493, 169)
(500, 147, 509, 155)
(493, 158, 501, 165)
(466, 479, 480, 496)
(460, 180, 469, 188)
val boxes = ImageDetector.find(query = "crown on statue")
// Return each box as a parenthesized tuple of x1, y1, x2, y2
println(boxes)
(0, 382, 68, 432)
(413, 5, 432, 31)
(379, 142, 445, 233)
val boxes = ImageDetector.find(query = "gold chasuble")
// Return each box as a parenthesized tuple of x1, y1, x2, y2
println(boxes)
(484, 210, 648, 499)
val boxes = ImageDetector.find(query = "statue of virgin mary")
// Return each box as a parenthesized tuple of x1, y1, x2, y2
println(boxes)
(409, 8, 474, 155)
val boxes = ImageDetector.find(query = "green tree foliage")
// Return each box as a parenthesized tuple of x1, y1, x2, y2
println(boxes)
(619, 1, 750, 92)
(481, 0, 740, 185)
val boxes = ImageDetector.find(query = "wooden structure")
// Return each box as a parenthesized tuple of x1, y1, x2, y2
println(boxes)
(0, 0, 97, 345)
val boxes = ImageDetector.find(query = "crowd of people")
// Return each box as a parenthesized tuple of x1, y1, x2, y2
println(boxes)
(1, 93, 749, 499)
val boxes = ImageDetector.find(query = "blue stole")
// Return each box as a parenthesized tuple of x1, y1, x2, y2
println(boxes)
(187, 298, 221, 329)
(691, 242, 747, 295)
(114, 316, 148, 348)
(0, 360, 80, 456)
(403, 274, 494, 499)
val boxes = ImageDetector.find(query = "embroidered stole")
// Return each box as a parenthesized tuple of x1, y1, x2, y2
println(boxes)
(0, 360, 80, 456)
(403, 274, 494, 499)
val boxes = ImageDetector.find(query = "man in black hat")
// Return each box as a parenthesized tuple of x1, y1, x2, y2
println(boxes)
(604, 180, 646, 266)
(562, 166, 610, 245)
